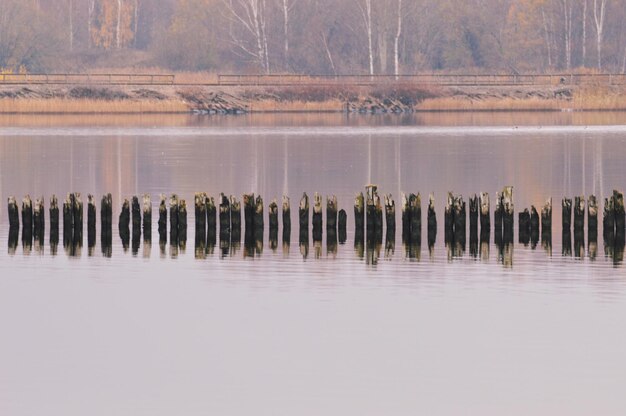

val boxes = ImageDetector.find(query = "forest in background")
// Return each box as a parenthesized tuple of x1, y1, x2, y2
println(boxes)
(1, 0, 625, 75)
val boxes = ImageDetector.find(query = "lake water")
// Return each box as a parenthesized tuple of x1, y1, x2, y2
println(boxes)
(1, 112, 626, 415)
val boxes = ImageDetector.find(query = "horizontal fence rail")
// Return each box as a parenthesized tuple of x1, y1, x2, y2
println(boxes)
(217, 73, 626, 87)
(1, 73, 625, 87)
(0, 73, 175, 85)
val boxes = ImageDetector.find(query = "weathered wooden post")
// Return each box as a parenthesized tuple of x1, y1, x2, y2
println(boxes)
(479, 192, 490, 233)
(158, 194, 167, 242)
(384, 194, 395, 241)
(366, 185, 382, 241)
(87, 195, 96, 249)
(454, 195, 466, 247)
(22, 195, 33, 239)
(8, 196, 19, 229)
(73, 193, 83, 244)
(119, 198, 130, 249)
(401, 194, 409, 242)
(562, 197, 572, 231)
(195, 192, 207, 241)
(254, 195, 264, 238)
(50, 195, 59, 247)
(444, 192, 454, 242)
(143, 194, 152, 241)
(169, 194, 179, 243)
(494, 191, 502, 239)
(518, 208, 530, 245)
(562, 227, 572, 257)
(541, 198, 552, 251)
(354, 192, 364, 236)
(218, 193, 231, 234)
(299, 192, 309, 233)
(529, 206, 539, 247)
(427, 194, 436, 247)
(178, 199, 188, 246)
(312, 193, 323, 241)
(603, 196, 614, 241)
(230, 196, 241, 238)
(100, 194, 112, 257)
(469, 195, 478, 237)
(8, 226, 18, 255)
(588, 195, 598, 243)
(327, 195, 338, 232)
(33, 197, 45, 239)
(338, 209, 347, 244)
(131, 196, 141, 235)
(269, 199, 279, 250)
(409, 193, 421, 244)
(206, 195, 216, 238)
(614, 190, 625, 243)
(574, 196, 585, 232)
(244, 193, 255, 236)
(282, 196, 291, 244)
(63, 194, 73, 244)
(502, 187, 514, 242)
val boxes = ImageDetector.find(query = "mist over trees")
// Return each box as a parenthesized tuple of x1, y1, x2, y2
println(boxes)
(1, 0, 626, 74)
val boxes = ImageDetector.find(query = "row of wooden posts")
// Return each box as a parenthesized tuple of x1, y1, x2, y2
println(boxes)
(6, 186, 626, 251)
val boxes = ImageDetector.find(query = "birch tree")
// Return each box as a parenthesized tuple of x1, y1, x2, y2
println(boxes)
(581, 0, 587, 66)
(561, 0, 573, 69)
(355, 0, 374, 76)
(224, 0, 270, 73)
(280, 0, 297, 69)
(393, 0, 402, 78)
(592, 0, 607, 70)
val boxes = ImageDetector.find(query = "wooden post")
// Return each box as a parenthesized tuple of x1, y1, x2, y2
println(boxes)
(143, 194, 152, 241)
(479, 192, 490, 234)
(7, 196, 19, 229)
(588, 195, 598, 242)
(573, 196, 585, 232)
(87, 195, 96, 249)
(169, 194, 179, 243)
(230, 196, 241, 238)
(254, 195, 264, 236)
(100, 194, 112, 257)
(409, 194, 421, 244)
(327, 195, 338, 232)
(312, 192, 323, 241)
(427, 194, 437, 248)
(530, 205, 539, 246)
(244, 193, 255, 237)
(614, 190, 625, 244)
(119, 198, 130, 249)
(453, 195, 466, 246)
(562, 197, 572, 231)
(282, 196, 291, 245)
(502, 187, 513, 242)
(299, 192, 309, 232)
(269, 199, 279, 251)
(178, 199, 188, 246)
(354, 192, 364, 236)
(206, 195, 216, 239)
(338, 209, 347, 244)
(219, 193, 231, 235)
(384, 194, 395, 239)
(401, 194, 409, 242)
(195, 192, 207, 241)
(469, 195, 478, 237)
(33, 197, 45, 239)
(444, 192, 453, 243)
(63, 194, 73, 244)
(541, 198, 552, 246)
(494, 191, 502, 242)
(72, 193, 83, 244)
(158, 194, 167, 242)
(518, 208, 530, 245)
(50, 195, 59, 248)
(22, 195, 33, 238)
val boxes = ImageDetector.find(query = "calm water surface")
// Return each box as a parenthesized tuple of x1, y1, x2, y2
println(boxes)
(1, 113, 626, 415)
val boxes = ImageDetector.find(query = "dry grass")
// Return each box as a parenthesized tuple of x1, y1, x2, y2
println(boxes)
(571, 89, 626, 111)
(0, 98, 189, 113)
(248, 99, 345, 112)
(416, 96, 565, 111)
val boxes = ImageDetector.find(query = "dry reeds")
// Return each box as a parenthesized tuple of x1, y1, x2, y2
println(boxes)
(416, 96, 565, 111)
(0, 98, 189, 114)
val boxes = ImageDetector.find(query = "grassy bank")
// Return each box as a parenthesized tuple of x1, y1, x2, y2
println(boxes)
(0, 84, 624, 114)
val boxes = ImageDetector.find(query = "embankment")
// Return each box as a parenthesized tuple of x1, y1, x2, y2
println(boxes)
(0, 83, 625, 114)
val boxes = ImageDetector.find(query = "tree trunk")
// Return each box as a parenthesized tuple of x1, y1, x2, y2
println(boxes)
(582, 0, 587, 66)
(561, 0, 572, 70)
(593, 0, 606, 70)
(541, 8, 553, 68)
(88, 0, 95, 49)
(133, 0, 139, 47)
(68, 0, 73, 51)
(393, 0, 402, 79)
(282, 0, 289, 70)
(116, 0, 122, 49)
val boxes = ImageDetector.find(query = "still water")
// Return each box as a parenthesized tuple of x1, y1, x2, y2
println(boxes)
(1, 113, 626, 415)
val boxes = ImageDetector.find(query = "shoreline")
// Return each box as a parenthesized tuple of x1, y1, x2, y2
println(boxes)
(1, 83, 625, 114)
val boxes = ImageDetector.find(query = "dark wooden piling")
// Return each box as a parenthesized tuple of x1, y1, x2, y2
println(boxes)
(87, 195, 96, 248)
(327, 195, 338, 232)
(158, 194, 167, 242)
(479, 192, 490, 233)
(282, 196, 291, 244)
(219, 193, 231, 234)
(169, 194, 179, 243)
(22, 195, 33, 237)
(614, 190, 625, 243)
(178, 199, 188, 245)
(562, 197, 572, 231)
(119, 198, 130, 249)
(453, 195, 466, 245)
(312, 193, 323, 241)
(530, 205, 539, 247)
(72, 193, 83, 243)
(603, 196, 615, 241)
(269, 199, 279, 232)
(33, 197, 45, 239)
(562, 228, 572, 257)
(8, 196, 19, 229)
(588, 195, 598, 242)
(519, 208, 530, 245)
(131, 196, 141, 234)
(254, 195, 264, 235)
(63, 194, 73, 243)
(409, 193, 421, 243)
(50, 195, 59, 246)
(445, 193, 454, 242)
(365, 185, 383, 242)
(384, 194, 395, 242)
(502, 187, 514, 242)
(469, 195, 478, 237)
(541, 198, 552, 249)
(354, 192, 364, 235)
(143, 194, 152, 241)
(230, 196, 241, 236)
(195, 192, 207, 240)
(494, 191, 503, 238)
(244, 193, 255, 235)
(338, 209, 347, 244)
(401, 194, 409, 242)
(427, 194, 437, 247)
(8, 226, 18, 255)
(299, 192, 310, 232)
(206, 195, 216, 237)
(100, 194, 112, 257)
(573, 196, 585, 232)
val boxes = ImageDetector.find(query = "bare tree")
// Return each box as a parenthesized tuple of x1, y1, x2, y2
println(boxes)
(592, 0, 607, 70)
(320, 31, 337, 75)
(561, 0, 573, 69)
(116, 0, 123, 49)
(133, 0, 139, 47)
(355, 0, 374, 76)
(224, 0, 270, 73)
(280, 0, 298, 69)
(582, 0, 587, 66)
(87, 0, 95, 48)
(393, 0, 402, 78)
(541, 7, 553, 68)
(68, 0, 73, 51)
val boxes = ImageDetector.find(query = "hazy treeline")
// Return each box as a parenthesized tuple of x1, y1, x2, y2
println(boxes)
(1, 0, 625, 74)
